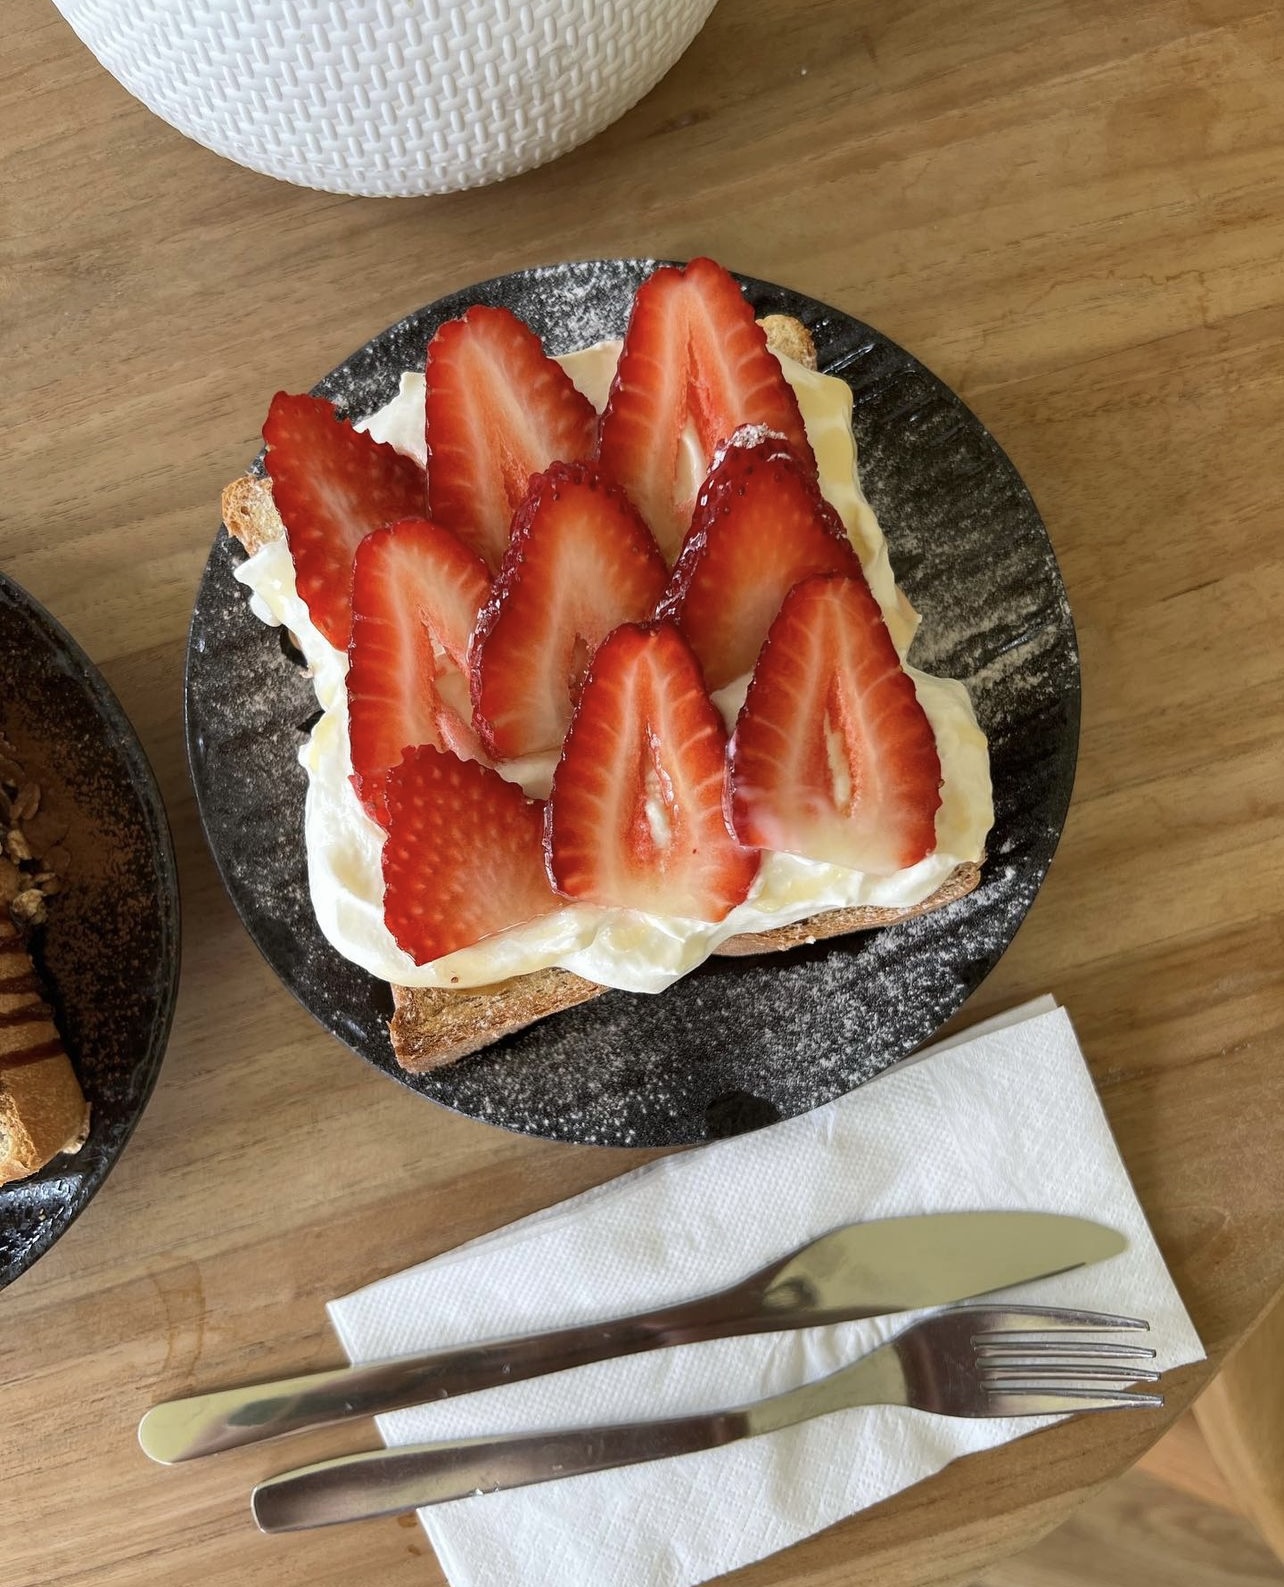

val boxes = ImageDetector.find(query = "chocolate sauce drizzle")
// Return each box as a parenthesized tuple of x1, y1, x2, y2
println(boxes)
(0, 931, 65, 1074)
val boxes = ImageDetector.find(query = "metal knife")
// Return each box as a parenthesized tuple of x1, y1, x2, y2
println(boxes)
(138, 1211, 1124, 1464)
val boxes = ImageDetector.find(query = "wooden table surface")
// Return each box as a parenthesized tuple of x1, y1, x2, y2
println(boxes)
(3, 1, 1283, 1583)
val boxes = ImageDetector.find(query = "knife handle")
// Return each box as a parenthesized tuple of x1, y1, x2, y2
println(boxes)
(252, 1409, 748, 1532)
(138, 1286, 772, 1464)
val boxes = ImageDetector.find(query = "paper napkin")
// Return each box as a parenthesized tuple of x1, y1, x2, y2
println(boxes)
(329, 1000, 1204, 1587)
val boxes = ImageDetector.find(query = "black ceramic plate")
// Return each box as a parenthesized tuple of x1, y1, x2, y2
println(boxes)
(186, 260, 1078, 1149)
(0, 575, 179, 1289)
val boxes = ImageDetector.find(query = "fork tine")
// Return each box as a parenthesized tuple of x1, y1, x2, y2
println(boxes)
(976, 1341, 1157, 1360)
(968, 1306, 1150, 1334)
(986, 1388, 1164, 1415)
(983, 1365, 1162, 1384)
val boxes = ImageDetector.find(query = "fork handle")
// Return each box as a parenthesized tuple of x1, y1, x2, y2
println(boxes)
(250, 1348, 900, 1532)
(252, 1409, 749, 1532)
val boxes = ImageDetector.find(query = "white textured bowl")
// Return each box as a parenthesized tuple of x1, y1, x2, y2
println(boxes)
(54, 0, 718, 197)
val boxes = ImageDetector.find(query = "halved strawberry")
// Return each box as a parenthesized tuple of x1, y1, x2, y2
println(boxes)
(596, 258, 815, 561)
(263, 392, 426, 649)
(425, 306, 598, 571)
(348, 518, 492, 825)
(658, 430, 863, 690)
(730, 574, 941, 873)
(382, 745, 558, 963)
(470, 463, 669, 760)
(546, 622, 759, 921)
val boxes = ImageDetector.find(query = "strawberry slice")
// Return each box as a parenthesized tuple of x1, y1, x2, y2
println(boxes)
(547, 622, 759, 921)
(470, 463, 669, 760)
(730, 574, 942, 874)
(382, 745, 557, 963)
(658, 430, 863, 691)
(348, 517, 492, 825)
(597, 257, 815, 561)
(425, 306, 598, 571)
(263, 392, 426, 650)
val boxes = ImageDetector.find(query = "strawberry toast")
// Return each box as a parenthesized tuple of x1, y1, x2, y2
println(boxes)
(222, 259, 992, 1072)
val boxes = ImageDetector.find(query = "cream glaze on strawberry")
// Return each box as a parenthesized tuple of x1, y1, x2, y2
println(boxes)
(236, 342, 993, 994)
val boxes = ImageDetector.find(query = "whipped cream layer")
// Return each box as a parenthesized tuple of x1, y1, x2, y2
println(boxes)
(237, 342, 993, 994)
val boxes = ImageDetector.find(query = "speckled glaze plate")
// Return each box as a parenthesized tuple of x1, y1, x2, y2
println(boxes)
(0, 575, 179, 1290)
(186, 260, 1078, 1148)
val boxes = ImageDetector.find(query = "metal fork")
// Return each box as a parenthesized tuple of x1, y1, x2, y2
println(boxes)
(251, 1305, 1163, 1532)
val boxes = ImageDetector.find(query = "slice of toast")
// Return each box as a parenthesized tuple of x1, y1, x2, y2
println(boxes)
(224, 315, 983, 1075)
(0, 917, 89, 1186)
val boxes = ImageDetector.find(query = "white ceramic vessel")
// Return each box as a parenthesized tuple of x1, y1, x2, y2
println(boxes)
(53, 0, 718, 197)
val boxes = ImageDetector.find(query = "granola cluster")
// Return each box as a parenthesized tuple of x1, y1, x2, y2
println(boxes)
(0, 736, 70, 929)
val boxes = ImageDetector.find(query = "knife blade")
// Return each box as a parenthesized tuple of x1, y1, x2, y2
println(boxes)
(138, 1210, 1123, 1464)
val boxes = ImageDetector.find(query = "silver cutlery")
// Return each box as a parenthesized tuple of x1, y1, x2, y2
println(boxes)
(251, 1304, 1162, 1532)
(140, 1211, 1124, 1464)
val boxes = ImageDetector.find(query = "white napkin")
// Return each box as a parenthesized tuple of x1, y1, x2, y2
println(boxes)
(329, 1001, 1203, 1587)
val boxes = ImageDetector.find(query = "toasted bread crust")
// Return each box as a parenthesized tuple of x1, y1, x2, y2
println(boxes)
(386, 861, 982, 1071)
(222, 473, 283, 555)
(760, 314, 818, 371)
(389, 967, 604, 1074)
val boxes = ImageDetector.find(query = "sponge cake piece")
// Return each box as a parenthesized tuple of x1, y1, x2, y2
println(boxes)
(0, 917, 89, 1185)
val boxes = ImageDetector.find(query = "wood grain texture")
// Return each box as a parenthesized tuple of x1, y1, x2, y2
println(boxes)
(1196, 1294, 1284, 1561)
(970, 1469, 1284, 1587)
(1136, 1411, 1244, 1514)
(2, 0, 1283, 1583)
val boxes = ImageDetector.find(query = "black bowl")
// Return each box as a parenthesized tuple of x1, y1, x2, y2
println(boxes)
(186, 260, 1078, 1148)
(0, 575, 180, 1289)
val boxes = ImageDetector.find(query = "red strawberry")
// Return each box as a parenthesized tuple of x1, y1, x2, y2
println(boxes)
(382, 745, 557, 963)
(470, 463, 669, 760)
(547, 622, 759, 921)
(425, 306, 598, 571)
(263, 392, 426, 650)
(348, 518, 492, 825)
(730, 574, 941, 873)
(597, 257, 815, 561)
(658, 430, 863, 691)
